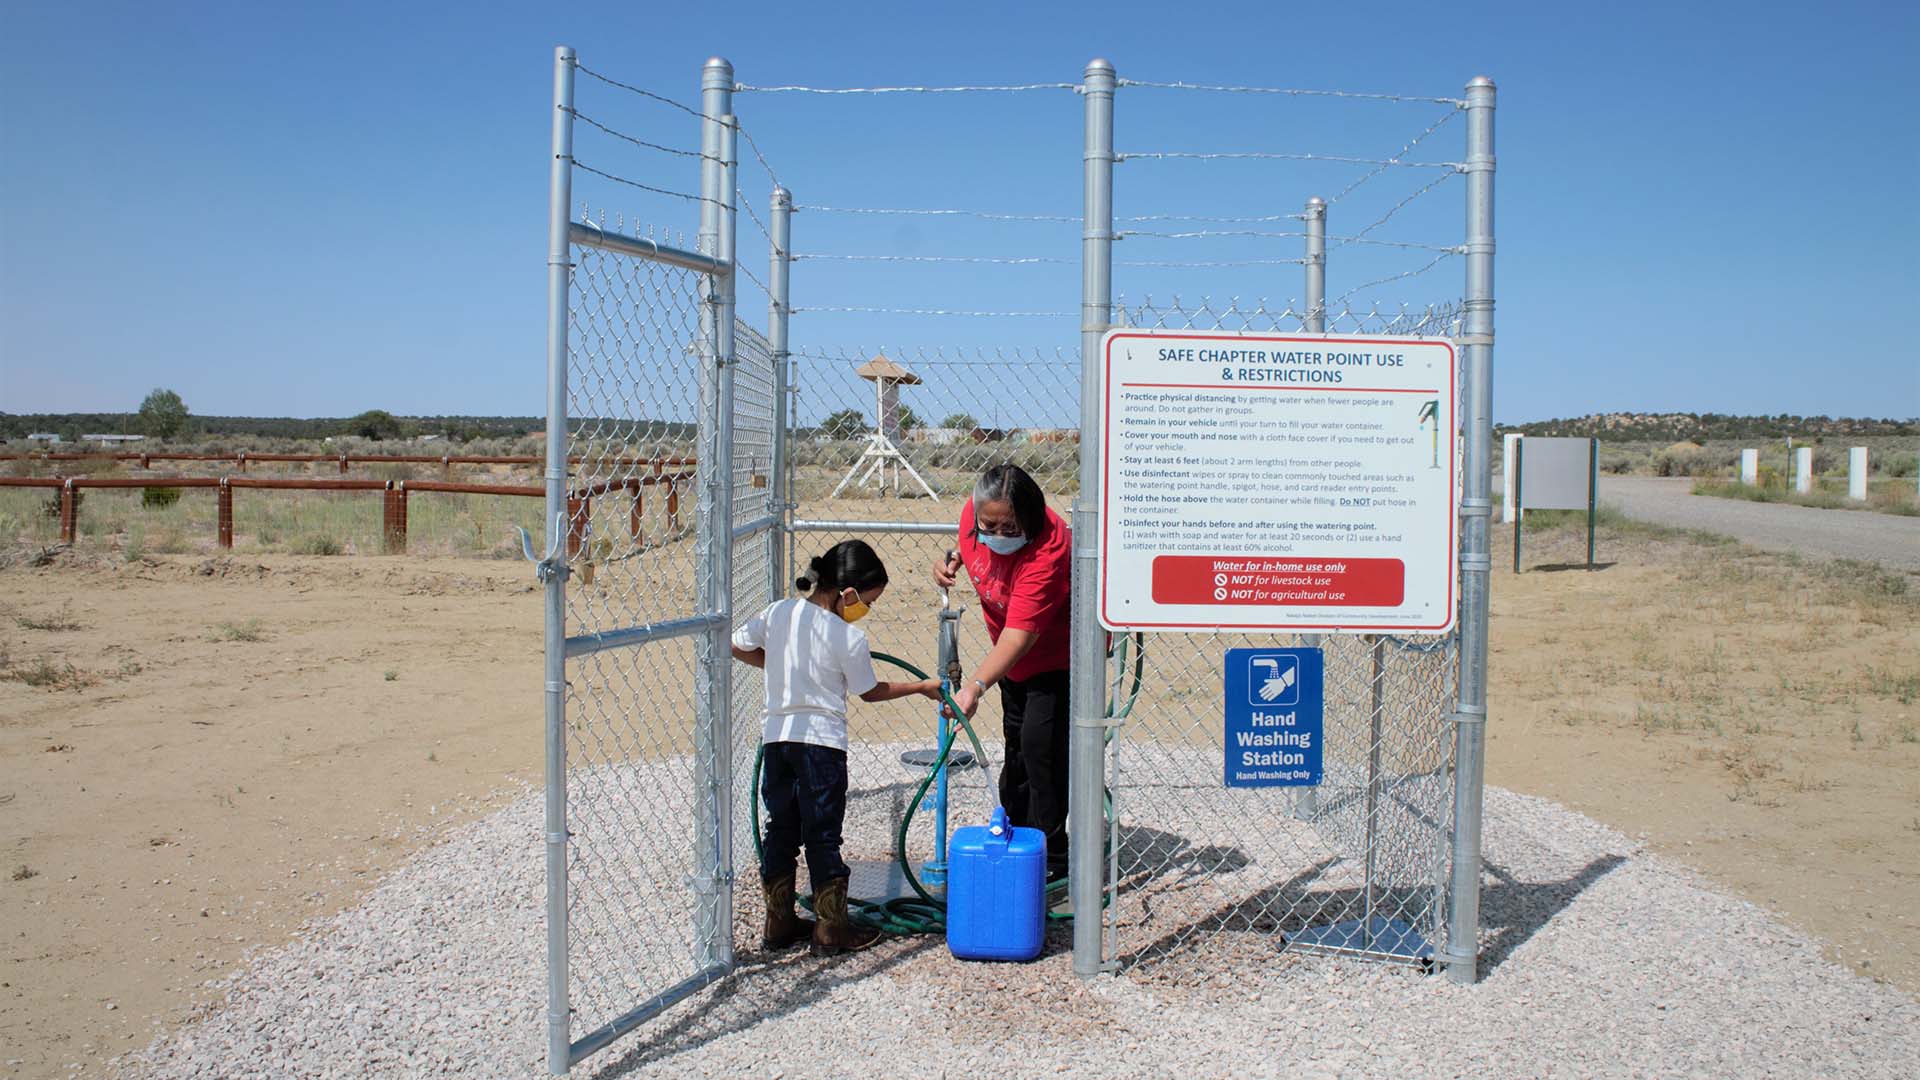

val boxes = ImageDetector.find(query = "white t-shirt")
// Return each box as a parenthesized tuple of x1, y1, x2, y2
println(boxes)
(732, 598, 879, 751)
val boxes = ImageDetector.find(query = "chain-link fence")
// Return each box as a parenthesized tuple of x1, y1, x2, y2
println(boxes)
(1095, 298, 1463, 976)
(541, 43, 1495, 1074)
(785, 300, 1467, 977)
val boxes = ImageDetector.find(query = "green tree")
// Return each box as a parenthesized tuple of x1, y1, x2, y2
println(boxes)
(820, 408, 869, 440)
(137, 388, 191, 439)
(941, 412, 980, 431)
(895, 404, 923, 432)
(348, 409, 406, 441)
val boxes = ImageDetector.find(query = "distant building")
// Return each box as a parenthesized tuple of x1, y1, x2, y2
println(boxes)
(27, 433, 61, 444)
(82, 433, 146, 443)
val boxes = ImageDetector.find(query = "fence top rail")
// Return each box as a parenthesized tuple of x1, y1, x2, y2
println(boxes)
(402, 480, 546, 497)
(569, 220, 729, 276)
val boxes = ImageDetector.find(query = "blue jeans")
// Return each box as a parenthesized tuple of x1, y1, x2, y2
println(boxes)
(759, 741, 850, 890)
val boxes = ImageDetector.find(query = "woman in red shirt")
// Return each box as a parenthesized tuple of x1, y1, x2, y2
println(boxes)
(933, 463, 1073, 881)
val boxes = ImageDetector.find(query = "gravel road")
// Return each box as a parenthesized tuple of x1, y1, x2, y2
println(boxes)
(1501, 474, 1920, 572)
(122, 759, 1919, 1079)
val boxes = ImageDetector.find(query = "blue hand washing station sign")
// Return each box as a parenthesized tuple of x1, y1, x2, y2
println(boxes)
(1224, 648, 1324, 787)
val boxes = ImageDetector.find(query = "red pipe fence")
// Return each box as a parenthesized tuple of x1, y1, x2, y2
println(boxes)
(1, 451, 695, 477)
(0, 469, 694, 555)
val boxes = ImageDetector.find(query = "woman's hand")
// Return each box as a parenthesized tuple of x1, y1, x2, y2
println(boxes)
(945, 681, 983, 720)
(932, 549, 962, 590)
(918, 678, 943, 701)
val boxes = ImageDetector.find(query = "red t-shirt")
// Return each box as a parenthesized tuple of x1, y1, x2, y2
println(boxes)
(956, 498, 1072, 683)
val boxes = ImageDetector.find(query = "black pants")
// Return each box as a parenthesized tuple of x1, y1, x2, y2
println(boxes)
(759, 741, 850, 890)
(999, 668, 1071, 876)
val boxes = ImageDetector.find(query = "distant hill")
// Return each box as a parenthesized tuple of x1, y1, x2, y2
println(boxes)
(1, 413, 545, 442)
(1505, 413, 1918, 441)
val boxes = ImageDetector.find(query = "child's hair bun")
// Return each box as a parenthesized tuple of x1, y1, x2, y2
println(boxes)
(795, 555, 825, 593)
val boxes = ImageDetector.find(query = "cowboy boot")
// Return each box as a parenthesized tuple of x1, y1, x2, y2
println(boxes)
(761, 873, 812, 951)
(809, 876, 881, 955)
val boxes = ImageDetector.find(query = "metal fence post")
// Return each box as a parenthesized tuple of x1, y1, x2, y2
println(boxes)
(1446, 74, 1496, 986)
(1296, 195, 1327, 824)
(692, 57, 735, 974)
(1070, 57, 1116, 979)
(769, 186, 793, 601)
(542, 43, 577, 1076)
(1304, 196, 1326, 333)
(715, 109, 739, 971)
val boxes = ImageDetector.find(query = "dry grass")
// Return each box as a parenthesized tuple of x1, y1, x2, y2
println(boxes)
(15, 604, 84, 632)
(1694, 477, 1919, 517)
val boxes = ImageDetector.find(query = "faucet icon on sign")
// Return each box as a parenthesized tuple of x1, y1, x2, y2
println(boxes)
(1250, 656, 1298, 705)
(1417, 399, 1441, 469)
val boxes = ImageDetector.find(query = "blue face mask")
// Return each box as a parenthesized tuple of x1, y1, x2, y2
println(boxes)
(980, 533, 1028, 556)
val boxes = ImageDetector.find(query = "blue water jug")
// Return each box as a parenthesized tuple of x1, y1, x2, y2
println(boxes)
(946, 806, 1046, 962)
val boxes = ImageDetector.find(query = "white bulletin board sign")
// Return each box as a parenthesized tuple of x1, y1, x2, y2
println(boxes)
(1098, 329, 1458, 634)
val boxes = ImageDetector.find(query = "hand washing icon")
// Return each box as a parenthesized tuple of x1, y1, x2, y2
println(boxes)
(1249, 656, 1298, 706)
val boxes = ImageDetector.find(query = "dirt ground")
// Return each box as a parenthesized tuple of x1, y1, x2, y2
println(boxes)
(1, 515, 1915, 1077)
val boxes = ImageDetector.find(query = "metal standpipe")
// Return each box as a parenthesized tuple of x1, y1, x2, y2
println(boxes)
(541, 44, 576, 1078)
(925, 595, 965, 884)
(691, 57, 736, 977)
(1446, 75, 1497, 986)
(1069, 57, 1116, 978)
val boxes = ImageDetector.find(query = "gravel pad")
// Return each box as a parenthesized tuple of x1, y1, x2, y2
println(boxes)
(123, 752, 1919, 1079)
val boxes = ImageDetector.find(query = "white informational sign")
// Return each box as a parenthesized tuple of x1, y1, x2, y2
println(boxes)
(1515, 437, 1594, 511)
(1098, 329, 1458, 634)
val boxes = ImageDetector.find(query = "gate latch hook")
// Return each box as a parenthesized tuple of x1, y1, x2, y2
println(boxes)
(515, 511, 570, 584)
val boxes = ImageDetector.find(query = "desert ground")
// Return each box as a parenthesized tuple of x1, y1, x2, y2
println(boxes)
(1, 508, 1915, 1076)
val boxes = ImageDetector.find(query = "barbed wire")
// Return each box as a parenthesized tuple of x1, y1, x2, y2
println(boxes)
(1331, 251, 1459, 305)
(793, 253, 1069, 265)
(734, 81, 1075, 94)
(565, 107, 717, 162)
(1118, 258, 1309, 268)
(572, 159, 728, 208)
(735, 254, 772, 301)
(1121, 150, 1461, 169)
(792, 344, 1075, 367)
(795, 204, 1079, 223)
(737, 189, 776, 247)
(1117, 79, 1464, 107)
(1120, 228, 1461, 253)
(573, 60, 783, 190)
(1328, 107, 1461, 204)
(575, 61, 706, 119)
(1335, 171, 1458, 250)
(792, 305, 1074, 317)
(733, 118, 783, 191)
(1119, 212, 1307, 225)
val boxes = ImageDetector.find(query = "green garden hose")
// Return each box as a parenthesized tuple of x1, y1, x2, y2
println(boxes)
(749, 639, 1146, 937)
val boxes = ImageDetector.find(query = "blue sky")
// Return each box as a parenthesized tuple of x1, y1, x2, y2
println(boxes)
(2, 0, 1915, 426)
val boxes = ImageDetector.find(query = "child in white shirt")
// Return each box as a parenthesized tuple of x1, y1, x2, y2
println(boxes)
(731, 539, 937, 954)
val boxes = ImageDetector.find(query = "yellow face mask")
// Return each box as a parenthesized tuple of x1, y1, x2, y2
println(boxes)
(839, 591, 870, 623)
